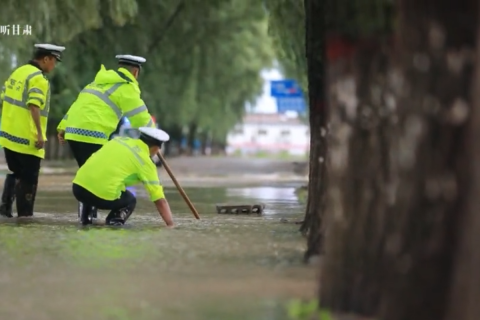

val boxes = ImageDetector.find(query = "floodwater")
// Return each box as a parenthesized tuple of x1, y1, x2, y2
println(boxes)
(0, 176, 316, 320)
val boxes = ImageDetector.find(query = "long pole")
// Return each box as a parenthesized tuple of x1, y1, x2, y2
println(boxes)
(157, 152, 200, 220)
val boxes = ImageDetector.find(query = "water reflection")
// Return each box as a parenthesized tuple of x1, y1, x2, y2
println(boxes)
(0, 183, 314, 320)
(226, 186, 303, 216)
(226, 186, 299, 201)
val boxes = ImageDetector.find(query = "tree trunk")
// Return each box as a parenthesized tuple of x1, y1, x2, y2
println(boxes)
(320, 41, 396, 315)
(187, 123, 197, 156)
(300, 0, 328, 261)
(445, 7, 480, 318)
(45, 136, 58, 160)
(377, 0, 477, 319)
(319, 0, 478, 318)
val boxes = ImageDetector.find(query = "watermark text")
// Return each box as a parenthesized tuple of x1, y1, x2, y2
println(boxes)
(0, 25, 32, 36)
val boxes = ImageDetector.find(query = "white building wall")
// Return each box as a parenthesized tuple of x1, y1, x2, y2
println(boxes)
(226, 122, 309, 156)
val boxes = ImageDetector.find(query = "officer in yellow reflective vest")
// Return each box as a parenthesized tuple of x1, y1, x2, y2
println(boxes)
(72, 127, 174, 227)
(57, 54, 156, 220)
(0, 44, 65, 217)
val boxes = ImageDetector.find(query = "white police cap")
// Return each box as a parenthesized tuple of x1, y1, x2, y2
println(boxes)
(116, 54, 146, 68)
(34, 43, 65, 61)
(139, 127, 170, 142)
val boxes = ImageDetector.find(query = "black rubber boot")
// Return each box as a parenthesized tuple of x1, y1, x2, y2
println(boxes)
(16, 181, 35, 217)
(91, 207, 98, 219)
(79, 202, 93, 225)
(105, 207, 133, 226)
(0, 174, 16, 218)
(77, 202, 83, 221)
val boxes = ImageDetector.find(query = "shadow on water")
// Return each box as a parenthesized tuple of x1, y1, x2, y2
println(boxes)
(0, 181, 316, 320)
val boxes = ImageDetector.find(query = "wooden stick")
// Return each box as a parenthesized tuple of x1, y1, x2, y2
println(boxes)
(157, 152, 200, 219)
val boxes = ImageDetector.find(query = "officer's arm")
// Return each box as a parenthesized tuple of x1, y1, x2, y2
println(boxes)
(154, 198, 174, 228)
(56, 113, 69, 144)
(121, 96, 155, 128)
(57, 113, 69, 132)
(28, 76, 48, 137)
(139, 162, 174, 227)
(30, 108, 42, 138)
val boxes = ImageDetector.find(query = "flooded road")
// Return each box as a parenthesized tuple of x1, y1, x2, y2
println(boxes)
(0, 177, 316, 320)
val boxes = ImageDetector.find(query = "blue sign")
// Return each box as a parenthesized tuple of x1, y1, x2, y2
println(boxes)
(276, 97, 307, 114)
(270, 79, 303, 98)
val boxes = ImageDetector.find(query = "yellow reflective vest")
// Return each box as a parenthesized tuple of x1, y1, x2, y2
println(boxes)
(0, 63, 50, 158)
(73, 137, 165, 202)
(58, 66, 155, 145)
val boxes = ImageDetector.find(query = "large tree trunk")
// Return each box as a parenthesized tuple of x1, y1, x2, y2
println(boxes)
(320, 41, 396, 315)
(445, 7, 480, 319)
(319, 0, 478, 318)
(300, 0, 328, 261)
(378, 0, 477, 318)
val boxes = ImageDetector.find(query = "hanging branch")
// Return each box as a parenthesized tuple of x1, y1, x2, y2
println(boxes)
(147, 1, 186, 53)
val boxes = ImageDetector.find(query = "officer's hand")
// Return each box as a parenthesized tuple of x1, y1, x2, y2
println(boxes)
(57, 130, 65, 144)
(35, 133, 45, 149)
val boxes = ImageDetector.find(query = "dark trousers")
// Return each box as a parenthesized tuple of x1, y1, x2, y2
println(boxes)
(0, 148, 42, 217)
(68, 140, 102, 167)
(72, 184, 136, 222)
(68, 140, 102, 221)
(4, 148, 41, 184)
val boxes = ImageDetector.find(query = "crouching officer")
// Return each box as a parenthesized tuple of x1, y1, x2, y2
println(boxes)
(71, 127, 174, 227)
(57, 54, 156, 220)
(0, 43, 65, 217)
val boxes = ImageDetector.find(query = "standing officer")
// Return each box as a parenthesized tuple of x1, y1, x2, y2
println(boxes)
(57, 55, 156, 220)
(72, 127, 174, 226)
(0, 43, 66, 217)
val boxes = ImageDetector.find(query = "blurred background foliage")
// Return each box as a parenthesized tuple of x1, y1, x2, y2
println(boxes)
(0, 0, 273, 145)
(0, 0, 393, 145)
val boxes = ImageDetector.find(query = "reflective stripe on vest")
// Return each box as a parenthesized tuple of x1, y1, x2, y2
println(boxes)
(124, 104, 147, 118)
(0, 131, 29, 145)
(81, 83, 124, 119)
(65, 127, 108, 140)
(81, 83, 149, 122)
(113, 138, 145, 164)
(2, 71, 47, 116)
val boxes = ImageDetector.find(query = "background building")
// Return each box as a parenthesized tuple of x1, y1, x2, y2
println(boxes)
(226, 113, 309, 156)
(227, 66, 309, 157)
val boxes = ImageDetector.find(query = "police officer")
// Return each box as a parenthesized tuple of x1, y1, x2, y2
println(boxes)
(0, 43, 65, 217)
(72, 127, 174, 227)
(57, 54, 156, 220)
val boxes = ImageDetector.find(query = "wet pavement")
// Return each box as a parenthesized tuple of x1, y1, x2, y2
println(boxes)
(0, 178, 316, 320)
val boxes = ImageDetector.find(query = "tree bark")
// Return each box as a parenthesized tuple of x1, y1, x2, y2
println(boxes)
(445, 6, 480, 318)
(187, 123, 197, 156)
(300, 0, 328, 261)
(320, 41, 396, 315)
(378, 0, 477, 319)
(319, 0, 478, 318)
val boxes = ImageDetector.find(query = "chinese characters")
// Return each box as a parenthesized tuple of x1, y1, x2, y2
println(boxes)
(0, 25, 32, 36)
